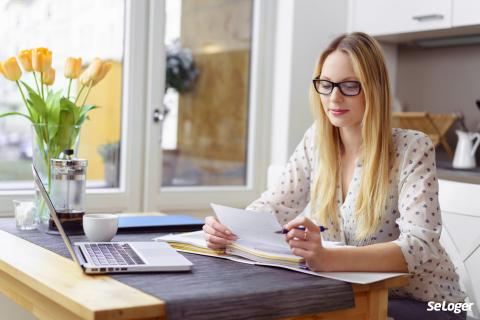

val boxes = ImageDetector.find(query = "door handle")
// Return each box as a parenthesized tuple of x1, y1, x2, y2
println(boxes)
(152, 107, 170, 123)
(412, 14, 444, 22)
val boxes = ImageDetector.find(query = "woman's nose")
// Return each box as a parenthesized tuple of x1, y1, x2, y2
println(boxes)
(330, 86, 344, 102)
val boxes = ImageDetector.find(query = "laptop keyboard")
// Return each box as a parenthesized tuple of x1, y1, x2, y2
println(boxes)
(84, 243, 146, 266)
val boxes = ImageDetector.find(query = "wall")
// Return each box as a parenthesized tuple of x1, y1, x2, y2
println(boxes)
(270, 0, 348, 164)
(396, 44, 480, 162)
(379, 42, 399, 96)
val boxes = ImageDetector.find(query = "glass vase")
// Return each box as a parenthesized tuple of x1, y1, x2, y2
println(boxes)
(31, 123, 81, 233)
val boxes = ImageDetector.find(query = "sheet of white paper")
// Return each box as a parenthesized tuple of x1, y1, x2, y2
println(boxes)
(155, 231, 208, 248)
(246, 259, 406, 284)
(210, 204, 347, 250)
(313, 272, 407, 284)
(211, 203, 289, 249)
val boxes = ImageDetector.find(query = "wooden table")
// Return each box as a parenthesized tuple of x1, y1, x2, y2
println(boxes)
(0, 230, 407, 320)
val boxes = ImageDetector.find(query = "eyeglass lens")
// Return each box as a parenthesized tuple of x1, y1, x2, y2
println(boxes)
(314, 80, 361, 96)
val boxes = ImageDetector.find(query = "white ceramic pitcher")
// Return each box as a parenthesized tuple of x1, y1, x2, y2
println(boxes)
(452, 130, 480, 169)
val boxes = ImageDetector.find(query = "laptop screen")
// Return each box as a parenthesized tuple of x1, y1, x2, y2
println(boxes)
(32, 165, 79, 264)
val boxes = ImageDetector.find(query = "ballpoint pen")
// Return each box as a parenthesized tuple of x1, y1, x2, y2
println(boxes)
(275, 225, 328, 234)
(299, 263, 310, 270)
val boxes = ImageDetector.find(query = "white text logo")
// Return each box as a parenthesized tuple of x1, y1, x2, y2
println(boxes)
(426, 301, 474, 314)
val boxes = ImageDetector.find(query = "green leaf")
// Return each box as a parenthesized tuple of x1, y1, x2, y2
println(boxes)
(60, 96, 77, 114)
(60, 109, 75, 126)
(21, 81, 47, 122)
(46, 90, 63, 138)
(46, 90, 63, 112)
(0, 112, 32, 122)
(60, 97, 81, 129)
(51, 109, 76, 152)
(76, 105, 98, 126)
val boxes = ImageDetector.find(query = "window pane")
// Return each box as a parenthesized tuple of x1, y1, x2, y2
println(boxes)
(0, 0, 125, 190)
(162, 0, 253, 187)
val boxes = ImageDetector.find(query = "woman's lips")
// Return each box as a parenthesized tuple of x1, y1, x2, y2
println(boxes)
(329, 109, 349, 116)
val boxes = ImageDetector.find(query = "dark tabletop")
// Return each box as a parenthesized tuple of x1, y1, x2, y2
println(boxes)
(0, 218, 354, 320)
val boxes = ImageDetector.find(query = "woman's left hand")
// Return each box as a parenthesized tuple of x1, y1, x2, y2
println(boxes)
(284, 216, 328, 272)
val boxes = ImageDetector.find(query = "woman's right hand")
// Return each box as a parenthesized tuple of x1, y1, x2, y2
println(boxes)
(203, 216, 237, 249)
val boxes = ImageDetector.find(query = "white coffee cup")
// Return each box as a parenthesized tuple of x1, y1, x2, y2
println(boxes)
(83, 214, 118, 242)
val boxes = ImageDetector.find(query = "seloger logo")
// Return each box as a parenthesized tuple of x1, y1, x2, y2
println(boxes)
(427, 301, 475, 314)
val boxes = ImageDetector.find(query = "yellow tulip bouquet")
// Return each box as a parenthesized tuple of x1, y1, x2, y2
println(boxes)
(0, 48, 111, 224)
(0, 48, 111, 177)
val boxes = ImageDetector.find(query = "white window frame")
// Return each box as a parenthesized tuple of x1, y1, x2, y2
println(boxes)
(0, 0, 276, 216)
(0, 0, 148, 215)
(142, 0, 276, 212)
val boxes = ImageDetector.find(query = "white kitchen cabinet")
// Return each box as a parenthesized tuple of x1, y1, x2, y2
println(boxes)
(439, 179, 480, 319)
(452, 0, 480, 27)
(349, 0, 452, 36)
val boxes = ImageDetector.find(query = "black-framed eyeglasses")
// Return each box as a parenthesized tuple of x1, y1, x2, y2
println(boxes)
(312, 78, 362, 96)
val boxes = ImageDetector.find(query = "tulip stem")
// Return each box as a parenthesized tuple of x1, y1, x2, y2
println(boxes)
(44, 85, 50, 99)
(32, 72, 41, 97)
(16, 80, 29, 112)
(81, 82, 93, 107)
(40, 72, 44, 100)
(75, 84, 86, 105)
(67, 79, 72, 100)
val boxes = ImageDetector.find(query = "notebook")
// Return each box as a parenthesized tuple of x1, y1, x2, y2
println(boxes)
(157, 203, 347, 266)
(155, 204, 408, 284)
(118, 215, 203, 233)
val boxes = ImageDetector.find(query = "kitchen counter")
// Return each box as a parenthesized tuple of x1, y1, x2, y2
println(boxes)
(437, 160, 480, 184)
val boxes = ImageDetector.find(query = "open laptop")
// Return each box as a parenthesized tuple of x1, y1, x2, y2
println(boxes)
(32, 165, 193, 274)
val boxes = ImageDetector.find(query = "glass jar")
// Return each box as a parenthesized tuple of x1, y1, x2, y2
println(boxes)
(49, 149, 88, 234)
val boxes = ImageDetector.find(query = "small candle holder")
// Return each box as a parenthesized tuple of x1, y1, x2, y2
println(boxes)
(13, 200, 37, 231)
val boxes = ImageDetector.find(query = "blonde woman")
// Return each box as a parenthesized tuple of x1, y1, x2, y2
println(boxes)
(203, 32, 466, 320)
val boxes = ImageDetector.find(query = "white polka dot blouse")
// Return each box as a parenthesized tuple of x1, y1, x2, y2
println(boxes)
(246, 125, 466, 303)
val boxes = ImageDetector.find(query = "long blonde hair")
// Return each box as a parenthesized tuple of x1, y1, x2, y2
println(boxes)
(309, 32, 393, 240)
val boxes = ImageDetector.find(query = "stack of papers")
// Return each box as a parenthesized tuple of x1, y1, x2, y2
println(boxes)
(156, 230, 226, 257)
(154, 204, 408, 284)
